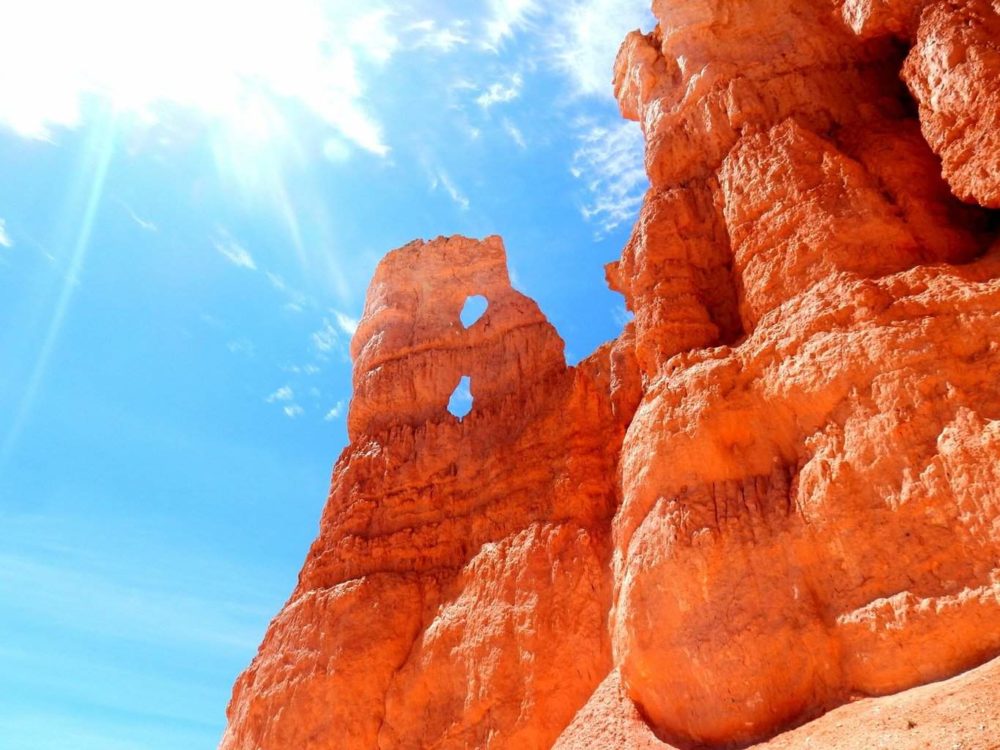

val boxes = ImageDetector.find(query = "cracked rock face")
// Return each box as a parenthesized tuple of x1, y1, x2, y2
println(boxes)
(221, 1, 1000, 748)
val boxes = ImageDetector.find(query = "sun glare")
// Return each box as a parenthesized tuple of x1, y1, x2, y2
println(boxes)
(0, 1, 402, 473)
(0, 0, 390, 155)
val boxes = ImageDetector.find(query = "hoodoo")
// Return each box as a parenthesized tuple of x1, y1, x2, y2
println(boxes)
(221, 1, 1000, 748)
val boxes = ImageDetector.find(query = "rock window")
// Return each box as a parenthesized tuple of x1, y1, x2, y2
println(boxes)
(460, 295, 488, 328)
(447, 375, 473, 419)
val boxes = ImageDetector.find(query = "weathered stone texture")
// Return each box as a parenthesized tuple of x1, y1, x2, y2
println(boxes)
(222, 0, 1000, 747)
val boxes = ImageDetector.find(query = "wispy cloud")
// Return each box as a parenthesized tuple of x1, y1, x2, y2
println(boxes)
(118, 201, 157, 232)
(311, 319, 339, 354)
(550, 0, 655, 98)
(266, 386, 294, 403)
(502, 117, 527, 149)
(324, 400, 346, 421)
(0, 218, 11, 248)
(213, 232, 257, 271)
(571, 119, 647, 235)
(332, 310, 359, 336)
(284, 363, 321, 375)
(347, 9, 399, 65)
(406, 19, 470, 53)
(267, 386, 303, 417)
(476, 73, 523, 108)
(483, 0, 540, 49)
(429, 168, 470, 210)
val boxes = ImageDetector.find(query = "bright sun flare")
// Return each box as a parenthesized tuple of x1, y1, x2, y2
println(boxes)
(0, 0, 392, 154)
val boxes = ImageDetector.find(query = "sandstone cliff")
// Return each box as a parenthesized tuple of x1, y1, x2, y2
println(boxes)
(221, 0, 1000, 748)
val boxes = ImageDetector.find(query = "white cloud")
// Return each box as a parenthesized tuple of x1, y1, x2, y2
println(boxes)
(551, 0, 655, 98)
(324, 400, 346, 421)
(266, 386, 304, 418)
(213, 232, 256, 270)
(333, 310, 359, 336)
(311, 319, 339, 354)
(348, 9, 399, 64)
(476, 73, 523, 108)
(266, 386, 294, 403)
(406, 19, 470, 53)
(571, 119, 648, 235)
(429, 169, 470, 210)
(483, 0, 540, 49)
(0, 219, 11, 248)
(0, 0, 392, 157)
(265, 272, 288, 292)
(502, 118, 527, 149)
(118, 202, 157, 232)
(283, 363, 321, 375)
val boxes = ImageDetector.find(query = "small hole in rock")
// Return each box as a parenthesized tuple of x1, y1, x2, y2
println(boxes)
(460, 295, 488, 328)
(447, 375, 473, 419)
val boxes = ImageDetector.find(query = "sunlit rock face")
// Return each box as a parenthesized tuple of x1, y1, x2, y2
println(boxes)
(221, 1, 1000, 748)
(606, 0, 1000, 746)
(220, 235, 641, 750)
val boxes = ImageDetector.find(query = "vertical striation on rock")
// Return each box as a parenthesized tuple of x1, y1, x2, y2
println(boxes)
(221, 236, 639, 750)
(222, 2, 1000, 748)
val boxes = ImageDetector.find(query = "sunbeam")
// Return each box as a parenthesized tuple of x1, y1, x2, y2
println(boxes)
(0, 115, 118, 475)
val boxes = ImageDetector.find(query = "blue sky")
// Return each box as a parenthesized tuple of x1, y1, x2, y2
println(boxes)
(0, 2, 652, 748)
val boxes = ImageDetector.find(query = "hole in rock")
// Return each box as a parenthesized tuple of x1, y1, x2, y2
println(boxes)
(460, 295, 488, 328)
(447, 375, 473, 419)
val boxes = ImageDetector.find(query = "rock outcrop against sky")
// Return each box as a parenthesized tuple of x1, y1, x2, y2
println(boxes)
(221, 0, 1000, 748)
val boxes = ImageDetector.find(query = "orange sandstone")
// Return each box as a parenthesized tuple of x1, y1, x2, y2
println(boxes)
(221, 236, 639, 750)
(221, 1, 1000, 748)
(902, 0, 1000, 208)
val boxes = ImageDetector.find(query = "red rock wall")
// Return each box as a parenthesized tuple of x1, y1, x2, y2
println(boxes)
(221, 1, 1000, 748)
(221, 236, 641, 749)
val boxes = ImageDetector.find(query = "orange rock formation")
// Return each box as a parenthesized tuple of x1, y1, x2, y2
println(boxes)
(221, 1, 1000, 748)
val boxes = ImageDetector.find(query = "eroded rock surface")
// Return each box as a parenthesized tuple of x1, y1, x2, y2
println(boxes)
(222, 1, 1000, 748)
(903, 0, 1000, 208)
(221, 236, 639, 750)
